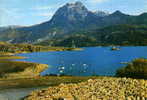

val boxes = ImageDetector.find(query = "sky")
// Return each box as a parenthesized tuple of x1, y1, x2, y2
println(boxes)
(0, 0, 147, 27)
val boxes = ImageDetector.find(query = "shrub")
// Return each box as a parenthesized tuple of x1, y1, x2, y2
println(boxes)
(116, 58, 147, 79)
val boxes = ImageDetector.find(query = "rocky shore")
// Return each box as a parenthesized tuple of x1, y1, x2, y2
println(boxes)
(25, 77, 147, 100)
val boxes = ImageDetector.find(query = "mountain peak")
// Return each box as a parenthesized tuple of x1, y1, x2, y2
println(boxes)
(113, 10, 124, 15)
(75, 1, 83, 6)
(66, 1, 83, 6)
(65, 1, 86, 10)
(51, 1, 89, 22)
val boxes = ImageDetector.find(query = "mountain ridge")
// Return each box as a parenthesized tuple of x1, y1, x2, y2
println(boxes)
(0, 1, 147, 45)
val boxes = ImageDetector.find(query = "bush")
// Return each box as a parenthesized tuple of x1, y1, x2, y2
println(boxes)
(116, 58, 147, 79)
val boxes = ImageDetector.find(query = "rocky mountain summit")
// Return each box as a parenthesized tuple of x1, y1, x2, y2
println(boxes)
(52, 1, 89, 22)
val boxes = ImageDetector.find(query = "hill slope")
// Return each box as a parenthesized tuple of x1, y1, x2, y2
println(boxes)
(38, 25, 147, 47)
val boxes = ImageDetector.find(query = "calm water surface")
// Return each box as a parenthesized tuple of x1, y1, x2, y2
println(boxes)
(16, 46, 147, 76)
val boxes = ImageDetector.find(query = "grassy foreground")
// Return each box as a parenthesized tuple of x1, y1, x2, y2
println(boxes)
(25, 77, 147, 100)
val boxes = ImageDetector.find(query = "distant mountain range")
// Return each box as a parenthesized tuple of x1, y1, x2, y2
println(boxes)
(0, 1, 147, 46)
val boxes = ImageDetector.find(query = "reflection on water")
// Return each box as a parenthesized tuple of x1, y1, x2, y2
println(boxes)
(16, 46, 147, 76)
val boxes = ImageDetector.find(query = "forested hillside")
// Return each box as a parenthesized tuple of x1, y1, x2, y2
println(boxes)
(37, 25, 147, 47)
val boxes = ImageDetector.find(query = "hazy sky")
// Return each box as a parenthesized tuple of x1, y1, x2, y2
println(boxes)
(0, 0, 147, 26)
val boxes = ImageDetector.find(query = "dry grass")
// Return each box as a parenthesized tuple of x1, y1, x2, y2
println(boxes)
(0, 76, 100, 90)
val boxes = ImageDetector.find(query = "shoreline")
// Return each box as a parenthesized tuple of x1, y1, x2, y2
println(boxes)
(0, 76, 109, 100)
(0, 47, 83, 55)
(0, 46, 84, 90)
(0, 87, 46, 100)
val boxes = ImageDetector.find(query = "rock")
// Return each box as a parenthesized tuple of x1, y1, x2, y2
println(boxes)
(24, 77, 147, 100)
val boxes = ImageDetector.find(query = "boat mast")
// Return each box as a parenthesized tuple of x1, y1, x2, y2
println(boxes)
(72, 40, 76, 48)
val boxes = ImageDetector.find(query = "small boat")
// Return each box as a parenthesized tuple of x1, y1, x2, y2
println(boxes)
(111, 46, 120, 51)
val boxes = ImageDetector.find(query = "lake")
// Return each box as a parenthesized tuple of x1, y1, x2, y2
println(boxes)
(16, 46, 147, 76)
(0, 87, 45, 100)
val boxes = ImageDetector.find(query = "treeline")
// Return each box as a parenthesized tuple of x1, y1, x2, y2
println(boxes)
(0, 42, 60, 53)
(0, 42, 80, 54)
(0, 42, 44, 53)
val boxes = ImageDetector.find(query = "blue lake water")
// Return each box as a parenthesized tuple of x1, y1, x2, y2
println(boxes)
(15, 46, 147, 76)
